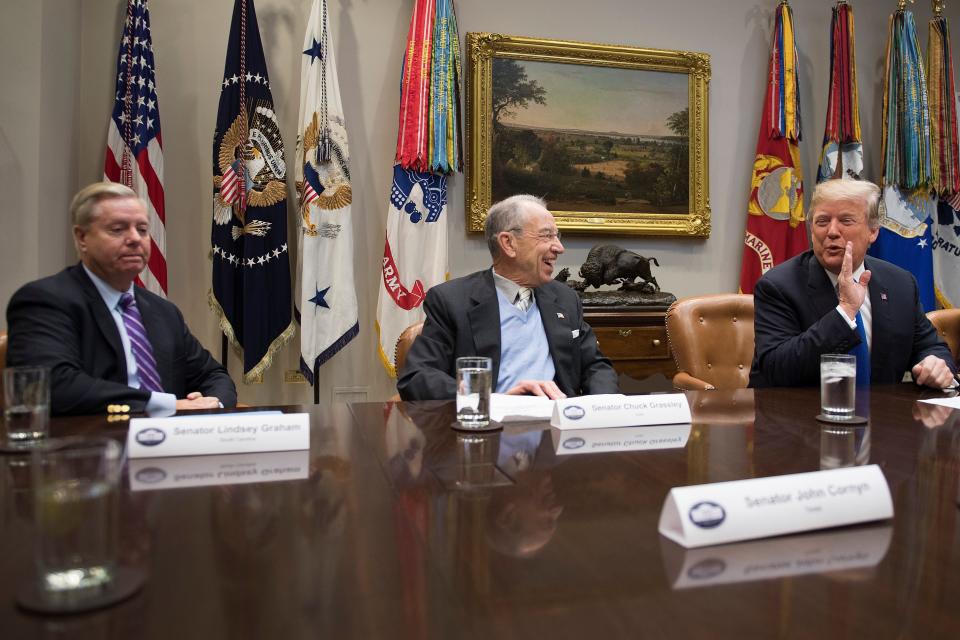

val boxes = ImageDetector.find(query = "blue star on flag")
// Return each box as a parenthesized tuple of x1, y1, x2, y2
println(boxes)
(309, 285, 331, 309)
(303, 38, 323, 64)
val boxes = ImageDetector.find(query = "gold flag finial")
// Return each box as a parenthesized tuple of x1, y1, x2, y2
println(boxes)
(898, 0, 914, 11)
(932, 0, 945, 17)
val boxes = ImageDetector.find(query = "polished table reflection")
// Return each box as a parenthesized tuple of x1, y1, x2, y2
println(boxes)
(1, 386, 959, 638)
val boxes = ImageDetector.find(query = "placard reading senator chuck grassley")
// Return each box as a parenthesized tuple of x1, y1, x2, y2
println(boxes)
(551, 393, 692, 429)
(127, 412, 310, 458)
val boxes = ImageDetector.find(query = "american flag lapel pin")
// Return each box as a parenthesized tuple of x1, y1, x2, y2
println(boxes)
(881, 292, 888, 302)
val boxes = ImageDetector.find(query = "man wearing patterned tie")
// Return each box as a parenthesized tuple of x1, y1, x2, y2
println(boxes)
(397, 194, 618, 401)
(6, 183, 236, 415)
(750, 179, 956, 389)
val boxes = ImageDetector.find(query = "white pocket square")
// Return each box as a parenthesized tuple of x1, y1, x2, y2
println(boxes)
(571, 329, 580, 338)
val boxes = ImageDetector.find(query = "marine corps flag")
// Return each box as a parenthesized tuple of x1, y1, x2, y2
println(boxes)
(817, 1, 863, 183)
(376, 0, 461, 376)
(739, 2, 808, 294)
(296, 0, 358, 384)
(869, 7, 936, 313)
(210, 0, 294, 383)
(929, 11, 960, 308)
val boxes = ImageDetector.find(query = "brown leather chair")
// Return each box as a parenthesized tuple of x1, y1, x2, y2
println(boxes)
(665, 294, 754, 390)
(391, 322, 424, 401)
(926, 308, 960, 361)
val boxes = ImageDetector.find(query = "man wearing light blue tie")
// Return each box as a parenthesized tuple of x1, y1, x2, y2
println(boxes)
(750, 179, 956, 389)
(6, 182, 236, 415)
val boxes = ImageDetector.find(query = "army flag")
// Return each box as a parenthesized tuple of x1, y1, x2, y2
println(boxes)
(869, 8, 936, 313)
(376, 0, 461, 376)
(104, 0, 167, 296)
(929, 14, 960, 308)
(210, 0, 294, 383)
(817, 1, 863, 183)
(739, 2, 808, 294)
(296, 0, 358, 384)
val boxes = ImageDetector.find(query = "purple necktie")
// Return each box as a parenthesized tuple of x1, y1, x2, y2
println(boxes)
(119, 292, 163, 393)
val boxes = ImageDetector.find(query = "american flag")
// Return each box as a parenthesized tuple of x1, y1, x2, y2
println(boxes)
(104, 0, 167, 296)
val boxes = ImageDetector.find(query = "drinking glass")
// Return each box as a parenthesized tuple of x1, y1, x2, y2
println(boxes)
(456, 357, 492, 428)
(820, 354, 856, 419)
(3, 366, 50, 448)
(31, 437, 123, 606)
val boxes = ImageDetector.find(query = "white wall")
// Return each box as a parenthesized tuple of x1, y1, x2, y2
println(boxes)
(2, 0, 958, 403)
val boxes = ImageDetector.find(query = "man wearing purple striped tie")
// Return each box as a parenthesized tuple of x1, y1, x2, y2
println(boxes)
(6, 183, 236, 415)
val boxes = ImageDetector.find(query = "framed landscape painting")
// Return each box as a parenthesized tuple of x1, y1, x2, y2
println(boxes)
(466, 33, 710, 237)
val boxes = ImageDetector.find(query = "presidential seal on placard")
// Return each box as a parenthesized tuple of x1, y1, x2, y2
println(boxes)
(562, 405, 586, 421)
(688, 501, 726, 529)
(135, 428, 166, 447)
(562, 437, 586, 450)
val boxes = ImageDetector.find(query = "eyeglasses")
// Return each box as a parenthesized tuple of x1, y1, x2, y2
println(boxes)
(508, 228, 562, 243)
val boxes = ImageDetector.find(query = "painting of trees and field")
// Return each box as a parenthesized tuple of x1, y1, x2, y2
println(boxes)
(491, 58, 690, 213)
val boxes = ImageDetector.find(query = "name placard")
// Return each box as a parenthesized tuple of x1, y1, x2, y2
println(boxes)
(551, 424, 691, 455)
(551, 393, 691, 430)
(127, 412, 310, 458)
(661, 524, 892, 589)
(129, 450, 309, 491)
(658, 465, 893, 548)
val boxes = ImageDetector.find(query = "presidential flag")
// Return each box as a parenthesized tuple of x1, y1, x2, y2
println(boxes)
(870, 8, 936, 313)
(376, 0, 461, 376)
(296, 0, 358, 384)
(739, 2, 808, 294)
(210, 0, 293, 383)
(929, 14, 960, 309)
(817, 1, 863, 183)
(104, 0, 167, 296)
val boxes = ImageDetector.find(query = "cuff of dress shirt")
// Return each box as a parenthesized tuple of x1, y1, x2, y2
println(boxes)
(146, 392, 177, 416)
(835, 305, 858, 328)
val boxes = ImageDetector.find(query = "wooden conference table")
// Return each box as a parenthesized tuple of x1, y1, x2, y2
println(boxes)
(1, 385, 959, 639)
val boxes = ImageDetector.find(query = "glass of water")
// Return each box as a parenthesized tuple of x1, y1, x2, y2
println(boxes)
(3, 366, 50, 448)
(456, 357, 492, 428)
(820, 354, 856, 420)
(31, 437, 123, 606)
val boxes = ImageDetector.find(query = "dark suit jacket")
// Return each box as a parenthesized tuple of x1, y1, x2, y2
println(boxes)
(397, 269, 619, 400)
(749, 250, 954, 387)
(6, 264, 237, 415)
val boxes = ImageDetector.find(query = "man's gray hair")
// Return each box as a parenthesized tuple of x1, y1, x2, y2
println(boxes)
(484, 194, 548, 258)
(808, 179, 881, 230)
(70, 182, 138, 228)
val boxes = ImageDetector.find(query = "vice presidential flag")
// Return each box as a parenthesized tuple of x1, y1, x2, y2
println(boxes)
(210, 0, 294, 382)
(739, 2, 808, 294)
(870, 8, 935, 312)
(296, 0, 358, 384)
(104, 0, 167, 296)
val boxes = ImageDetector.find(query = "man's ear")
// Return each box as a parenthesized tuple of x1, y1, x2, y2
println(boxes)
(73, 225, 86, 253)
(498, 231, 517, 258)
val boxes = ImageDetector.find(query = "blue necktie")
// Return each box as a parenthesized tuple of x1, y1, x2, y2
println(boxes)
(119, 293, 163, 393)
(851, 311, 870, 386)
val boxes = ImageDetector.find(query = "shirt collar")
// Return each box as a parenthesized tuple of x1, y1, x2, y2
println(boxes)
(491, 268, 529, 303)
(82, 263, 134, 311)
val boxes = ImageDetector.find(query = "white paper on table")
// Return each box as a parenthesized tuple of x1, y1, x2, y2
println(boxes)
(489, 393, 555, 423)
(917, 395, 960, 408)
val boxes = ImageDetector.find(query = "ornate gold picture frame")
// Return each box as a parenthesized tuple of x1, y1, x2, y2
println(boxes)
(466, 33, 710, 237)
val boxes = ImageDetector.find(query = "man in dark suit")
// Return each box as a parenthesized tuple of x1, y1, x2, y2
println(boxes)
(750, 178, 955, 388)
(397, 194, 618, 400)
(6, 182, 236, 415)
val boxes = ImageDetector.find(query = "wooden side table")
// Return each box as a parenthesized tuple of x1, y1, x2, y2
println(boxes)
(584, 308, 676, 380)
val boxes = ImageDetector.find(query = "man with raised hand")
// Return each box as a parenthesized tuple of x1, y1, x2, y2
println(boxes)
(397, 194, 618, 400)
(750, 179, 955, 388)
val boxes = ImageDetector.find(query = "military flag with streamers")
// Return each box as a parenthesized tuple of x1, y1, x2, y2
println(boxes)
(930, 12, 960, 309)
(210, 0, 294, 383)
(817, 1, 863, 183)
(105, 0, 167, 296)
(296, 0, 358, 384)
(869, 7, 936, 313)
(739, 2, 808, 294)
(377, 0, 461, 376)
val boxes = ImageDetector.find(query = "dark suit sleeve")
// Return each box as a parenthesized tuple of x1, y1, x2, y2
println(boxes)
(396, 288, 458, 400)
(752, 275, 859, 387)
(6, 283, 151, 415)
(908, 278, 956, 373)
(572, 294, 619, 394)
(173, 306, 237, 408)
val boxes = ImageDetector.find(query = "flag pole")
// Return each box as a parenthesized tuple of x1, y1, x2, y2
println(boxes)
(313, 363, 320, 404)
